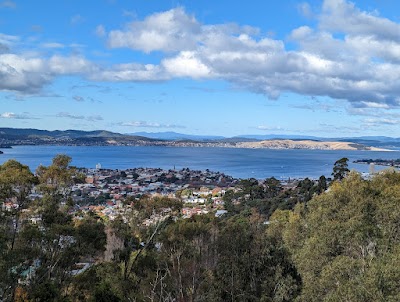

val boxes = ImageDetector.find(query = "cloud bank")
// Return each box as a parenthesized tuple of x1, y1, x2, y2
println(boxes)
(2, 0, 400, 110)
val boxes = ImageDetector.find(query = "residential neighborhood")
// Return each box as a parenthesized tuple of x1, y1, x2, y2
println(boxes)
(22, 166, 239, 224)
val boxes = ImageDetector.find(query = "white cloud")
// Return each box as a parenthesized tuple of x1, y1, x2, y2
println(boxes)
(47, 55, 94, 74)
(162, 51, 211, 78)
(0, 53, 95, 93)
(0, 54, 49, 93)
(108, 7, 200, 52)
(320, 0, 400, 41)
(364, 118, 398, 126)
(0, 112, 38, 119)
(3, 1, 400, 111)
(91, 63, 167, 82)
(121, 121, 185, 129)
(102, 3, 400, 108)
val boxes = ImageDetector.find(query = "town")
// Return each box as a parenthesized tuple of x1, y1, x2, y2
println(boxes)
(4, 162, 320, 227)
(67, 166, 238, 222)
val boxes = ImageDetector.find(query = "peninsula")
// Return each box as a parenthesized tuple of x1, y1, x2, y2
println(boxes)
(237, 140, 388, 151)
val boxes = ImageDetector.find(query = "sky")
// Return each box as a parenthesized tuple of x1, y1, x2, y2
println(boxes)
(1, 0, 400, 137)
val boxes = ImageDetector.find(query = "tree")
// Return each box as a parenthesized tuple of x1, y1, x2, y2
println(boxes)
(210, 212, 301, 301)
(332, 157, 350, 181)
(0, 160, 38, 301)
(0, 156, 107, 301)
(316, 175, 327, 193)
(36, 154, 76, 202)
(278, 171, 400, 302)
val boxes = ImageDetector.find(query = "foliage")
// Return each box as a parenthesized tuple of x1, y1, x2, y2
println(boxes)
(2, 156, 400, 301)
(332, 157, 350, 181)
(0, 156, 107, 301)
(278, 171, 400, 302)
(36, 154, 77, 200)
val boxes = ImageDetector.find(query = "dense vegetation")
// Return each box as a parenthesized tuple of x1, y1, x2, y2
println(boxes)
(0, 156, 399, 301)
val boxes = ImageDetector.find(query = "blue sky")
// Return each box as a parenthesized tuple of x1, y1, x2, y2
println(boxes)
(1, 0, 400, 137)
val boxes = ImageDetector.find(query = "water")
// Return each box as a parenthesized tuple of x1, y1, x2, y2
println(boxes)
(0, 145, 399, 179)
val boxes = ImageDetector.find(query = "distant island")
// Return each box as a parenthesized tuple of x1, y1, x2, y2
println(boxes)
(0, 127, 392, 151)
(354, 158, 400, 167)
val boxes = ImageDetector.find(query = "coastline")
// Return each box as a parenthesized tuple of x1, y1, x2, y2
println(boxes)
(1, 139, 392, 152)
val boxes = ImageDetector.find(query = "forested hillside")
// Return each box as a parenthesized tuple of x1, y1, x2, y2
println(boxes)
(0, 156, 399, 301)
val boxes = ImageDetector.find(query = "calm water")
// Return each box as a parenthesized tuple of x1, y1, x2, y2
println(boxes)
(0, 146, 399, 179)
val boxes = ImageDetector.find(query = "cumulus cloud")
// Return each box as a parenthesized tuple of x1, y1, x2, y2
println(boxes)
(121, 121, 185, 129)
(0, 53, 95, 93)
(108, 7, 200, 52)
(3, 0, 400, 110)
(320, 0, 400, 41)
(161, 51, 211, 78)
(101, 2, 400, 108)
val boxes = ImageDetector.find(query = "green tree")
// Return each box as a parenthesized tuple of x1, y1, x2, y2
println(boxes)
(209, 211, 301, 302)
(0, 156, 107, 301)
(279, 171, 400, 302)
(36, 154, 76, 202)
(0, 160, 38, 301)
(332, 157, 350, 181)
(316, 175, 327, 193)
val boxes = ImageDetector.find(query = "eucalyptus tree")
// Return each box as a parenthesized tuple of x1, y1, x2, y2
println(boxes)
(277, 171, 400, 302)
(0, 160, 38, 301)
(36, 154, 76, 203)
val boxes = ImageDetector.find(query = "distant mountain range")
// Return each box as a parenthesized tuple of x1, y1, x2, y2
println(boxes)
(1, 128, 399, 149)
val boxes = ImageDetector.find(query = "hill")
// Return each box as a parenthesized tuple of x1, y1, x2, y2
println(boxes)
(0, 128, 393, 151)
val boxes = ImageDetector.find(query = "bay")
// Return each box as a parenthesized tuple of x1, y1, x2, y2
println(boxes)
(0, 145, 399, 179)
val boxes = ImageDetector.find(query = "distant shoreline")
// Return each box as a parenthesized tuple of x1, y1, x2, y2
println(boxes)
(0, 128, 397, 151)
(0, 140, 392, 152)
